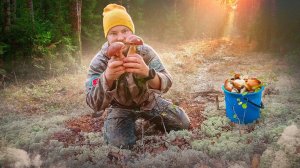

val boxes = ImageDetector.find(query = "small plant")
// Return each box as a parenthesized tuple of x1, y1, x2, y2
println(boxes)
(232, 95, 248, 122)
(201, 116, 231, 137)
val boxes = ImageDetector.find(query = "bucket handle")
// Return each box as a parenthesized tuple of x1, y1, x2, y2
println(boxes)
(243, 97, 264, 109)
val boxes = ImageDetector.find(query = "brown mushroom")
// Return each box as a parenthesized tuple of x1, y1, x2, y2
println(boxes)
(245, 78, 261, 91)
(106, 42, 126, 59)
(224, 79, 234, 92)
(233, 79, 246, 91)
(125, 35, 144, 55)
(234, 73, 241, 79)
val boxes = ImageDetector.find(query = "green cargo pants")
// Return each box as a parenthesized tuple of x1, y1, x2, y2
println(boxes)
(103, 97, 190, 149)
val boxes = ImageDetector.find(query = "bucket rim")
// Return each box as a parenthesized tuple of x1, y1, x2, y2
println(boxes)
(221, 85, 265, 95)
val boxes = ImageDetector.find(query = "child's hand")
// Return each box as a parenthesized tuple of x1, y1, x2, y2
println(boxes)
(104, 59, 126, 82)
(123, 53, 149, 78)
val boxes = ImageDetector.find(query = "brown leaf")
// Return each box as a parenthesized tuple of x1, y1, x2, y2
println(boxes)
(107, 151, 124, 161)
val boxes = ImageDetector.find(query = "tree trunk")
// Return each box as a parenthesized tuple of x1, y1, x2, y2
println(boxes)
(3, 0, 11, 33)
(70, 0, 82, 65)
(27, 0, 34, 23)
(41, 0, 49, 19)
(11, 0, 16, 24)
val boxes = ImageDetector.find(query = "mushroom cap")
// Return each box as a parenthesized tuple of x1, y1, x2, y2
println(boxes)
(233, 79, 246, 90)
(246, 78, 261, 86)
(245, 78, 261, 91)
(125, 35, 144, 45)
(107, 42, 125, 57)
(224, 79, 234, 92)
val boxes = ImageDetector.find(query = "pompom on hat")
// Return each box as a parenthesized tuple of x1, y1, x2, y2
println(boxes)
(103, 4, 135, 38)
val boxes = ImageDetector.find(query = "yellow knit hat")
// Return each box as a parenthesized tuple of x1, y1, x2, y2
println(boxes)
(103, 4, 135, 38)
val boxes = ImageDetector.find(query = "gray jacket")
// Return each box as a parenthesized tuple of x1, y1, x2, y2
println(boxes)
(85, 42, 173, 112)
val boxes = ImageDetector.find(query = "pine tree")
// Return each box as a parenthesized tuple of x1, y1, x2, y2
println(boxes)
(3, 0, 11, 33)
(27, 0, 34, 23)
(70, 0, 82, 65)
(10, 0, 16, 24)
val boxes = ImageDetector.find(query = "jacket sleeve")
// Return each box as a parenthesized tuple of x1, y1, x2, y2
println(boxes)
(85, 43, 116, 112)
(140, 44, 173, 93)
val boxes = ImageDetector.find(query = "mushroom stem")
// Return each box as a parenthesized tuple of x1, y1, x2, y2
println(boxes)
(127, 45, 136, 55)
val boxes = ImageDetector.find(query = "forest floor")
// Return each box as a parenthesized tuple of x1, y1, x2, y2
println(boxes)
(0, 38, 300, 168)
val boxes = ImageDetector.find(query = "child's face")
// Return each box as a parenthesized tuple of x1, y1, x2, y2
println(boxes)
(107, 25, 133, 44)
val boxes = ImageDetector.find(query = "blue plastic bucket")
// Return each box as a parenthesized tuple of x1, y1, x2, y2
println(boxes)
(222, 85, 264, 124)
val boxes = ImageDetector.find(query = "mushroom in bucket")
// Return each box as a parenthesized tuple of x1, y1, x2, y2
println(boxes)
(224, 74, 262, 93)
(222, 74, 265, 124)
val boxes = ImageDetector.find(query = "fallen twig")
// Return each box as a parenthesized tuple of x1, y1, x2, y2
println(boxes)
(216, 95, 220, 110)
(160, 115, 168, 136)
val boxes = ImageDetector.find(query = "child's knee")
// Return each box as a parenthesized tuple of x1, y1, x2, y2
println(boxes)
(176, 107, 191, 129)
(103, 113, 136, 148)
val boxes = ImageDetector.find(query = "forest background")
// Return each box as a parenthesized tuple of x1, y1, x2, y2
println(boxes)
(1, 0, 299, 80)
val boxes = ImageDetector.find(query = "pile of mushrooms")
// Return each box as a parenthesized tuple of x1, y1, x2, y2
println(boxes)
(224, 74, 262, 93)
(106, 35, 144, 59)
